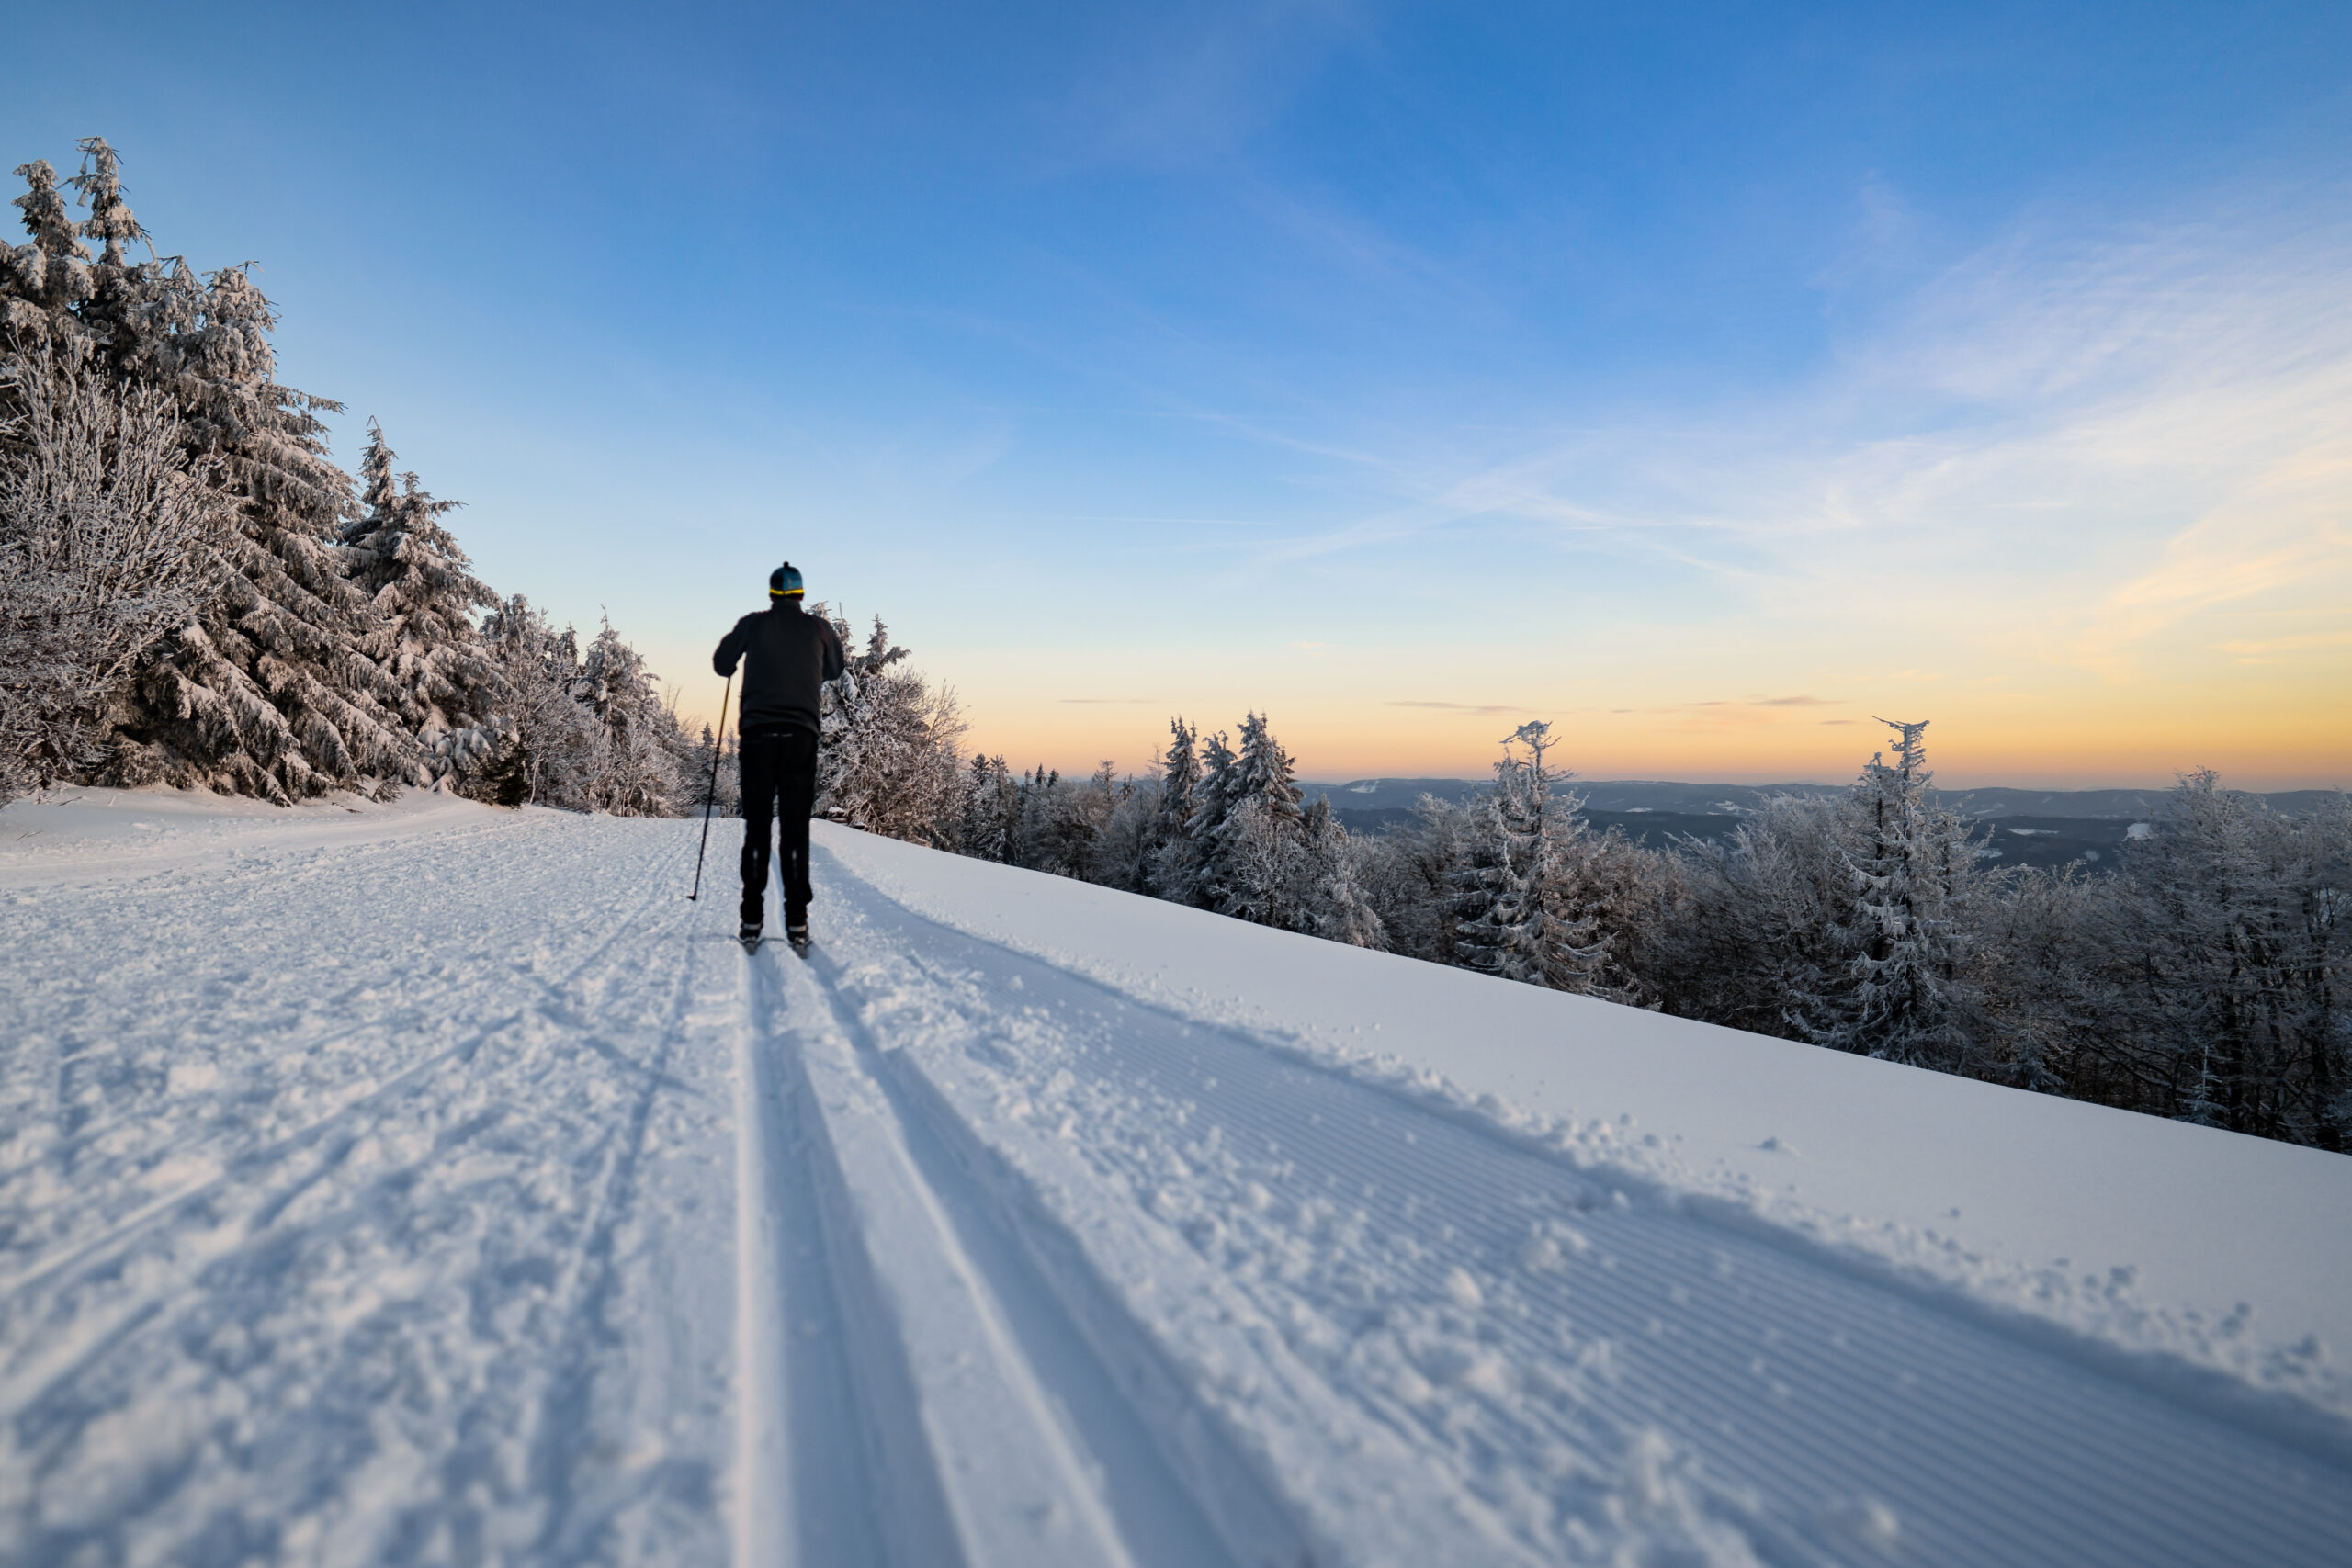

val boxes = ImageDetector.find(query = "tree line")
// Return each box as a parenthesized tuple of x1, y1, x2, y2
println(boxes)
(0, 139, 705, 812)
(815, 673, 2348, 1154)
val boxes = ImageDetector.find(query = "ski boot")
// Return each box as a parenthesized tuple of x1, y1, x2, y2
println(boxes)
(786, 921, 810, 958)
(739, 921, 762, 953)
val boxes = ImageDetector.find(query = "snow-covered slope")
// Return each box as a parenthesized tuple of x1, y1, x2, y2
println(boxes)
(4, 788, 2348, 1566)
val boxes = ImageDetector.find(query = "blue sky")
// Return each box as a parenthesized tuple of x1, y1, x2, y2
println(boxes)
(7, 2, 2348, 784)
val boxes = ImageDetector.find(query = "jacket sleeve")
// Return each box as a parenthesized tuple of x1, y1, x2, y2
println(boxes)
(820, 622, 847, 682)
(714, 617, 746, 677)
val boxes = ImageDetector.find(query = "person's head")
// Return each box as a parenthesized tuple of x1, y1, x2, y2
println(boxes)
(768, 561, 804, 604)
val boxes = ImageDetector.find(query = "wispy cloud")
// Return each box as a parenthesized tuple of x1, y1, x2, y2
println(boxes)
(1637, 694, 1845, 712)
(1386, 700, 1524, 714)
(1233, 192, 2352, 689)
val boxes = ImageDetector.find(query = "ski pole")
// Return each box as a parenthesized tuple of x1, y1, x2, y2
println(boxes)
(688, 672, 731, 901)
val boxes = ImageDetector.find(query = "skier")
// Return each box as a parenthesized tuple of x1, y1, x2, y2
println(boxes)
(714, 562, 845, 953)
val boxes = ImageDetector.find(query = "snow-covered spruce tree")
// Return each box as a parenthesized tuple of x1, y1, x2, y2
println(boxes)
(1143, 717, 1203, 900)
(1018, 761, 1118, 880)
(1, 158, 90, 355)
(1799, 719, 1986, 1069)
(1553, 812, 1664, 1004)
(1012, 766, 1061, 871)
(1198, 712, 1307, 926)
(64, 139, 197, 397)
(959, 753, 1022, 863)
(1451, 721, 1611, 992)
(1067, 761, 1133, 884)
(1092, 771, 1162, 894)
(1300, 795, 1385, 949)
(340, 422, 501, 784)
(2098, 773, 2351, 1147)
(681, 723, 740, 817)
(1357, 792, 1478, 964)
(475, 595, 598, 807)
(1641, 793, 1852, 1037)
(118, 260, 420, 798)
(575, 615, 688, 817)
(2, 147, 415, 798)
(1973, 863, 2114, 1100)
(816, 611, 967, 845)
(0, 348, 232, 802)
(1171, 728, 1239, 908)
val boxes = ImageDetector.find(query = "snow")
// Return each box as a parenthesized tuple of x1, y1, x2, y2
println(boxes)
(4, 787, 2349, 1566)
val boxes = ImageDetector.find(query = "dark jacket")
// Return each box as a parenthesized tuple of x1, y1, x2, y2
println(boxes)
(715, 602, 846, 735)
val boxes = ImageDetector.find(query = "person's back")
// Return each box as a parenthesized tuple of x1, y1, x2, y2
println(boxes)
(714, 562, 845, 949)
(718, 597, 841, 737)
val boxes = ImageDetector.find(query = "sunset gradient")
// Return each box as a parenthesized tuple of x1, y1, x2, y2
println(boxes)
(6, 2, 2346, 789)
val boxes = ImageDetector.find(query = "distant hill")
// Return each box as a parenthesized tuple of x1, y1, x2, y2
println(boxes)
(1295, 778, 2344, 872)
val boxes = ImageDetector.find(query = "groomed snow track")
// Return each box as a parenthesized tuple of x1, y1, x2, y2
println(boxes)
(738, 841, 2352, 1568)
(5, 797, 2350, 1566)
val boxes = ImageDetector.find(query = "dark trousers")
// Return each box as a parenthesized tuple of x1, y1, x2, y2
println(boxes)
(740, 725, 819, 928)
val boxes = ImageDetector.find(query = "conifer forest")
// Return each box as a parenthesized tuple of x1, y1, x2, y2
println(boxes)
(6, 141, 2346, 1154)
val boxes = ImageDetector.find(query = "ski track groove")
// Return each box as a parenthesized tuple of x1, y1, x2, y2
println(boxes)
(731, 850, 1280, 1568)
(763, 959, 1126, 1566)
(792, 942, 1279, 1568)
(812, 840, 2352, 1568)
(735, 867, 896, 1568)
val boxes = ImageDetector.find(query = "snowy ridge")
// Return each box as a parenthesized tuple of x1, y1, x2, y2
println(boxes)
(825, 826, 2352, 1430)
(794, 840, 2352, 1565)
(4, 790, 2350, 1565)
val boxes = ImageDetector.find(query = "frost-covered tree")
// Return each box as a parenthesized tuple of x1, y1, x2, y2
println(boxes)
(117, 259, 419, 798)
(475, 595, 597, 807)
(1211, 795, 1306, 928)
(1800, 720, 1985, 1069)
(1093, 771, 1163, 894)
(340, 422, 500, 783)
(64, 139, 191, 395)
(1, 158, 89, 351)
(2098, 774, 2351, 1147)
(1020, 761, 1121, 880)
(0, 349, 231, 802)
(1358, 793, 1478, 964)
(959, 753, 1022, 863)
(1300, 795, 1385, 949)
(575, 615, 688, 817)
(681, 723, 740, 818)
(1642, 794, 1853, 1036)
(1200, 712, 1306, 924)
(816, 611, 967, 845)
(1140, 717, 1201, 899)
(1173, 728, 1238, 908)
(1452, 722, 1611, 992)
(1973, 864, 2110, 1099)
(3, 142, 417, 800)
